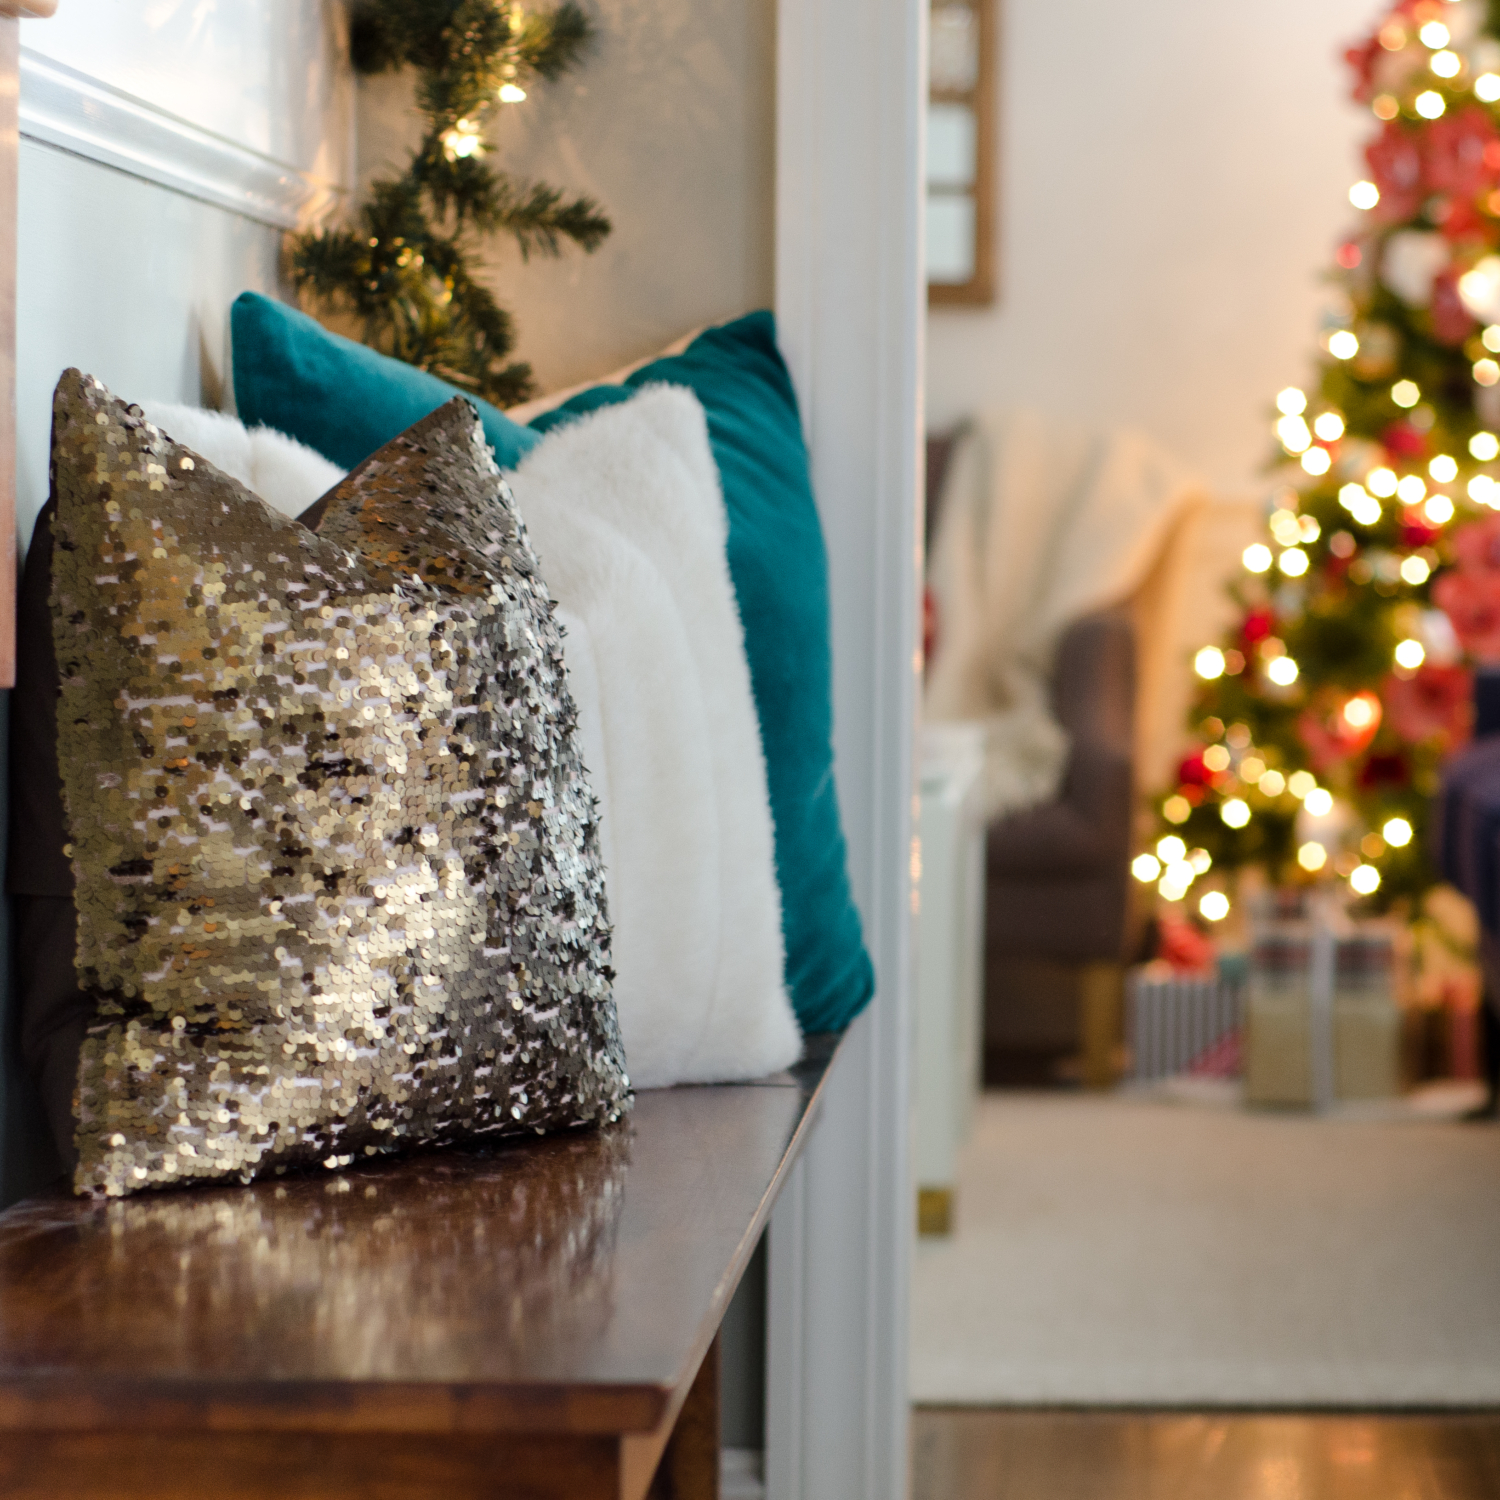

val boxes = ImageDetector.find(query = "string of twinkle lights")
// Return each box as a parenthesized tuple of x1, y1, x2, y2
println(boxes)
(288, 0, 610, 407)
(1144, 0, 1500, 928)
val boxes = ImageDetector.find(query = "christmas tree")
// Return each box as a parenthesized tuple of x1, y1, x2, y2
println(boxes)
(1146, 0, 1500, 924)
(288, 0, 610, 407)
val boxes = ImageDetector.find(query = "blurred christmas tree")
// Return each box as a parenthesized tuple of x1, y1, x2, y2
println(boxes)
(1145, 0, 1500, 924)
(288, 0, 610, 407)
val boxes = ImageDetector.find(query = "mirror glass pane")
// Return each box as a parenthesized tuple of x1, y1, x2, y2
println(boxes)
(927, 103, 976, 189)
(930, 4, 979, 92)
(927, 192, 976, 283)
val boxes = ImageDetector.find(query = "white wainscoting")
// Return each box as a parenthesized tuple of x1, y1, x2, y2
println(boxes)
(767, 1, 925, 1497)
(19, 49, 341, 230)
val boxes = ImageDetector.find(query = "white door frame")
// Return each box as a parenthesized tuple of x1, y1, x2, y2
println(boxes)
(766, 2, 925, 1496)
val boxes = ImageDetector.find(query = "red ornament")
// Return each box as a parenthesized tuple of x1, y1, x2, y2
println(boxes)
(1176, 751, 1210, 787)
(1399, 506, 1442, 548)
(1297, 689, 1383, 773)
(1431, 266, 1475, 344)
(1451, 511, 1500, 575)
(1156, 914, 1217, 976)
(1366, 120, 1424, 223)
(1383, 663, 1475, 748)
(1359, 751, 1411, 790)
(1424, 106, 1500, 199)
(1382, 420, 1428, 460)
(1241, 607, 1274, 645)
(1434, 571, 1500, 661)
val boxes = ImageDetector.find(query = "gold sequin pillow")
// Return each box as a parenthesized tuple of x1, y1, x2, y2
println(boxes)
(49, 370, 629, 1197)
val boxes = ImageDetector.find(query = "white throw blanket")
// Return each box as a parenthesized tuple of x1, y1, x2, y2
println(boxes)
(925, 409, 1201, 820)
(509, 388, 801, 1088)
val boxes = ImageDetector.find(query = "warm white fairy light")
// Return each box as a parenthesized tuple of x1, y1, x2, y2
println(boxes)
(1203, 745, 1232, 773)
(1158, 872, 1189, 902)
(1276, 415, 1312, 453)
(1392, 380, 1421, 408)
(1298, 841, 1328, 872)
(1479, 73, 1500, 102)
(1485, 326, 1500, 353)
(1240, 756, 1266, 783)
(1189, 848, 1213, 875)
(1431, 49, 1461, 77)
(1470, 474, 1498, 505)
(1367, 467, 1399, 497)
(1473, 431, 1500, 460)
(1199, 890, 1230, 921)
(1349, 180, 1381, 210)
(1397, 474, 1427, 504)
(1476, 358, 1500, 386)
(1279, 548, 1309, 577)
(498, 82, 527, 102)
(1156, 835, 1186, 864)
(1301, 448, 1331, 475)
(1400, 554, 1432, 585)
(1276, 387, 1307, 415)
(1329, 330, 1360, 359)
(1314, 412, 1345, 441)
(1425, 493, 1455, 523)
(1415, 90, 1447, 118)
(1430, 453, 1458, 482)
(1374, 93, 1401, 119)
(1343, 696, 1377, 730)
(1269, 509, 1302, 545)
(1163, 795, 1191, 825)
(1243, 543, 1273, 573)
(1383, 817, 1413, 847)
(441, 118, 484, 158)
(1260, 769, 1287, 797)
(1350, 863, 1382, 896)
(1195, 646, 1226, 680)
(1288, 770, 1317, 799)
(1221, 799, 1251, 829)
(1266, 656, 1300, 686)
(1304, 787, 1334, 817)
(1419, 19, 1451, 47)
(1299, 515, 1321, 543)
(1395, 637, 1426, 669)
(1132, 853, 1162, 883)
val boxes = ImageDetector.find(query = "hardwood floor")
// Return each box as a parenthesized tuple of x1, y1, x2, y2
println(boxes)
(912, 1409, 1500, 1500)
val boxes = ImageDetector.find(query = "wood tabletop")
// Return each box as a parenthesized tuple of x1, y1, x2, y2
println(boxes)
(0, 1037, 838, 1498)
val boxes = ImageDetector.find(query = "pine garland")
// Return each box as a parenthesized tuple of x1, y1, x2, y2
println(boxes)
(289, 0, 610, 407)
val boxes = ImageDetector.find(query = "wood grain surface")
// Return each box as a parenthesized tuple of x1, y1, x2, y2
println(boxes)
(913, 1408, 1500, 1500)
(0, 1040, 837, 1497)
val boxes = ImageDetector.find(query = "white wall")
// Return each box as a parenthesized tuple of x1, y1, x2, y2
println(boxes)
(356, 0, 775, 395)
(2, 2, 352, 1206)
(928, 0, 1377, 498)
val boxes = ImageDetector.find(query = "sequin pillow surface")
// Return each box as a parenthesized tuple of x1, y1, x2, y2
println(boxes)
(49, 370, 628, 1197)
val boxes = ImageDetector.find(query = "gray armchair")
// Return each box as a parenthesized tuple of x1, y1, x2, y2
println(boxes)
(982, 607, 1139, 1085)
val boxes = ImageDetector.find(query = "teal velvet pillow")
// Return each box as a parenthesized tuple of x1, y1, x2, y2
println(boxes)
(528, 313, 874, 1035)
(230, 292, 540, 472)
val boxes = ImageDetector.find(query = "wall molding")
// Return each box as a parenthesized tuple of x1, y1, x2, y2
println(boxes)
(18, 47, 342, 229)
(766, 0, 924, 1497)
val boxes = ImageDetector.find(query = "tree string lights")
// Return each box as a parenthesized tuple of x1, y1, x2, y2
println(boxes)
(288, 0, 610, 407)
(1150, 0, 1500, 923)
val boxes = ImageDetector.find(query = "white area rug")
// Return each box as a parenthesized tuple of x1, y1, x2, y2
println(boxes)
(911, 1092, 1500, 1407)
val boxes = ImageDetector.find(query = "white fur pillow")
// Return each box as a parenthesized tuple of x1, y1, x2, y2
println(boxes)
(510, 387, 801, 1087)
(136, 400, 345, 516)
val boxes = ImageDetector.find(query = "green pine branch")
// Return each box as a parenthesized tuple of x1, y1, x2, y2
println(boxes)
(291, 0, 608, 405)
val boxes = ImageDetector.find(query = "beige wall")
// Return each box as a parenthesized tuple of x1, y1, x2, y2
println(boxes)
(928, 0, 1376, 500)
(356, 0, 776, 397)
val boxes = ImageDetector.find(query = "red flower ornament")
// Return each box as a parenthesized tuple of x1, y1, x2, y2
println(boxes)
(1383, 663, 1474, 748)
(1367, 121, 1425, 224)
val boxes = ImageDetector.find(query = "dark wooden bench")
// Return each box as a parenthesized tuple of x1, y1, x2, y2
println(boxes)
(0, 1036, 839, 1499)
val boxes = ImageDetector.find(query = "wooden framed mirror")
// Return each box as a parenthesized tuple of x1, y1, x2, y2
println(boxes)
(927, 0, 995, 306)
